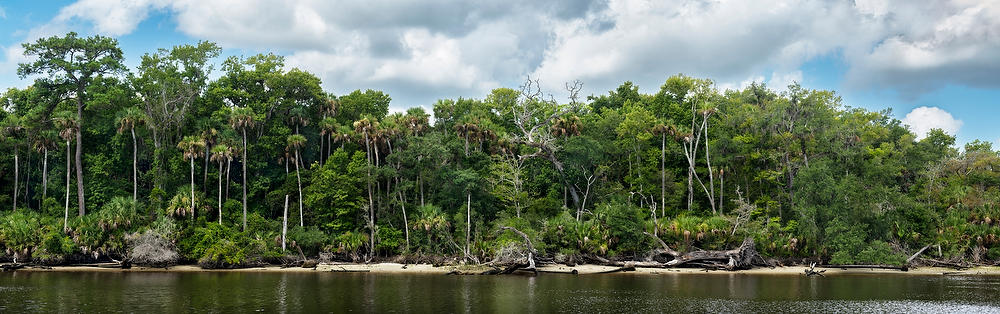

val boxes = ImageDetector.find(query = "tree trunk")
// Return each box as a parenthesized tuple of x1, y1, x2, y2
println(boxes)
(42, 148, 48, 207)
(131, 128, 138, 202)
(363, 131, 375, 260)
(190, 157, 196, 221)
(24, 149, 29, 209)
(282, 194, 288, 251)
(704, 116, 716, 215)
(466, 192, 472, 262)
(242, 129, 248, 232)
(203, 144, 209, 196)
(13, 150, 18, 211)
(225, 159, 231, 200)
(76, 94, 85, 216)
(398, 188, 409, 252)
(295, 149, 303, 227)
(218, 160, 224, 225)
(661, 132, 666, 217)
(64, 140, 70, 231)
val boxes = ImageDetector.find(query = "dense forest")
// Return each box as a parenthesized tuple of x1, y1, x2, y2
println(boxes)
(1, 32, 998, 268)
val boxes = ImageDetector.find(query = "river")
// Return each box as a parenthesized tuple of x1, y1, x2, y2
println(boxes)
(2, 271, 1000, 313)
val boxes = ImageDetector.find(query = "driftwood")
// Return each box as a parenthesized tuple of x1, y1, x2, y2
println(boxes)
(494, 226, 537, 275)
(643, 232, 766, 270)
(804, 263, 826, 277)
(917, 258, 969, 270)
(907, 245, 932, 265)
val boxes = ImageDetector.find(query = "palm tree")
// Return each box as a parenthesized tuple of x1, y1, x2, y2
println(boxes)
(650, 122, 677, 217)
(116, 107, 146, 202)
(332, 125, 352, 150)
(353, 117, 378, 259)
(200, 127, 218, 196)
(210, 144, 232, 225)
(318, 117, 337, 163)
(53, 111, 77, 230)
(32, 131, 57, 209)
(178, 136, 206, 220)
(229, 107, 255, 231)
(287, 134, 306, 227)
(2, 114, 26, 211)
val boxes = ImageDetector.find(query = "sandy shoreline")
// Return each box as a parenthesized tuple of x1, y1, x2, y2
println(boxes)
(8, 263, 1000, 276)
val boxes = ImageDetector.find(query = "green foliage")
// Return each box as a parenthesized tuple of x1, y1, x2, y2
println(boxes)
(375, 225, 404, 255)
(592, 202, 648, 256)
(288, 226, 328, 256)
(3, 35, 1000, 268)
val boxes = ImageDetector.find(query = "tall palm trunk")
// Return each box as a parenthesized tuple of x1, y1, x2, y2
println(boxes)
(282, 194, 288, 251)
(131, 128, 138, 202)
(42, 148, 48, 208)
(225, 160, 231, 200)
(660, 132, 666, 217)
(190, 157, 195, 221)
(294, 148, 303, 227)
(64, 140, 70, 231)
(465, 192, 471, 262)
(218, 160, 224, 225)
(75, 98, 85, 216)
(363, 131, 375, 259)
(12, 149, 18, 211)
(241, 129, 248, 232)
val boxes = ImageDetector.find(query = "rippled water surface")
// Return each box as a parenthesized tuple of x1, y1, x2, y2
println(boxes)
(2, 271, 1000, 313)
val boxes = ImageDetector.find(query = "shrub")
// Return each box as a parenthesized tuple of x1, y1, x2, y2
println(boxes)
(375, 225, 403, 256)
(128, 229, 180, 267)
(288, 226, 328, 257)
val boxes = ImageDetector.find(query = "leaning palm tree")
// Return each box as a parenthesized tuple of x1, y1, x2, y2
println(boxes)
(229, 107, 255, 231)
(2, 114, 26, 211)
(287, 134, 306, 227)
(178, 136, 206, 221)
(116, 107, 146, 202)
(210, 144, 232, 225)
(53, 111, 77, 230)
(32, 131, 57, 208)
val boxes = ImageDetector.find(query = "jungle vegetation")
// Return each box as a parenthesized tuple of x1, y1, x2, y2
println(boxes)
(1, 32, 998, 268)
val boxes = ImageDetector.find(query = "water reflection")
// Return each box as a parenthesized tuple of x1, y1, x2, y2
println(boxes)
(2, 272, 1000, 313)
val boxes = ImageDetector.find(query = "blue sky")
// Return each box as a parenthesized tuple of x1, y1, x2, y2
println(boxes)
(1, 0, 998, 146)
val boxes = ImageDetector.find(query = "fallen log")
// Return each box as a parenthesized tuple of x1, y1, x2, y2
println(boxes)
(917, 258, 968, 270)
(906, 245, 932, 265)
(804, 263, 826, 277)
(495, 226, 538, 275)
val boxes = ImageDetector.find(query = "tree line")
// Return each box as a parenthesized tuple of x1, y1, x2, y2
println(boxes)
(1, 32, 998, 267)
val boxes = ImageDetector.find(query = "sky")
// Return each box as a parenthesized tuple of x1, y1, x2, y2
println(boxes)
(0, 0, 998, 146)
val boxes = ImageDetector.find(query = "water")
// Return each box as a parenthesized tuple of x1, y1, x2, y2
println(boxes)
(2, 271, 1000, 313)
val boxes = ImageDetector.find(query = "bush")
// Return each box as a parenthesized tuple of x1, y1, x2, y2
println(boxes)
(854, 241, 906, 265)
(375, 225, 403, 256)
(333, 231, 367, 261)
(128, 229, 180, 267)
(592, 202, 648, 256)
(288, 226, 328, 257)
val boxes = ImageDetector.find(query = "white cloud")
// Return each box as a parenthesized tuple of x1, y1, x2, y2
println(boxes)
(0, 5, 7, 19)
(7, 0, 1000, 108)
(54, 0, 169, 36)
(901, 106, 963, 139)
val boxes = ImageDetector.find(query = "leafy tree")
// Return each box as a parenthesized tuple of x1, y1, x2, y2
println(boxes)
(19, 32, 125, 215)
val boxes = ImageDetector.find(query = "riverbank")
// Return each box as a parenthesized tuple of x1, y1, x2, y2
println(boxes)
(8, 263, 1000, 276)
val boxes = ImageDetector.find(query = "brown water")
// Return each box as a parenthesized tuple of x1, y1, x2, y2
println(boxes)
(2, 271, 1000, 313)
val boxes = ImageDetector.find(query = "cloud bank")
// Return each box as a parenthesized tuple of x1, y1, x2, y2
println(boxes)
(7, 0, 1000, 109)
